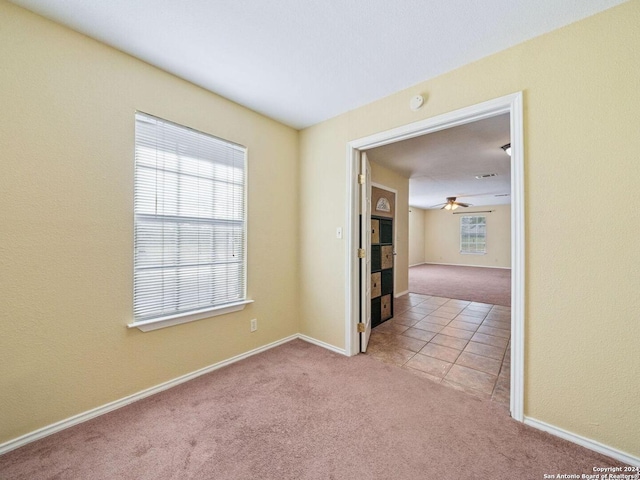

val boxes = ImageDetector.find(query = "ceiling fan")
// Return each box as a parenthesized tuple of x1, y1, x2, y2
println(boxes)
(431, 197, 472, 210)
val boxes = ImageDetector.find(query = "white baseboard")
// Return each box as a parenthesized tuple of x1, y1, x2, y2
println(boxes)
(0, 334, 300, 456)
(418, 261, 511, 270)
(4, 336, 637, 469)
(394, 290, 409, 298)
(524, 417, 640, 467)
(409, 262, 426, 267)
(298, 334, 347, 356)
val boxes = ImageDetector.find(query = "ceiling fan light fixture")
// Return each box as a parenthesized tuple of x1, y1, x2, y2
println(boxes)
(433, 197, 472, 211)
(501, 143, 511, 156)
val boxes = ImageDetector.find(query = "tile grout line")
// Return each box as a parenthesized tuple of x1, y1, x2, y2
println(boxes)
(374, 294, 511, 404)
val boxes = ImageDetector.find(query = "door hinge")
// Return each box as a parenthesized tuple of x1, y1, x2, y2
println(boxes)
(358, 174, 365, 185)
(357, 323, 365, 333)
(357, 248, 366, 258)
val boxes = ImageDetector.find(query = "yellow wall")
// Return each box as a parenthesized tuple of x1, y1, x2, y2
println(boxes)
(0, 1, 299, 444)
(370, 162, 409, 295)
(424, 205, 511, 268)
(299, 1, 640, 458)
(408, 207, 426, 266)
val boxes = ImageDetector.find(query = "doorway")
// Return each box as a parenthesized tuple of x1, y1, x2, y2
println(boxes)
(346, 92, 525, 422)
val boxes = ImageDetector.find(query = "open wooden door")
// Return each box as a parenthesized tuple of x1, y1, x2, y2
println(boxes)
(360, 153, 372, 352)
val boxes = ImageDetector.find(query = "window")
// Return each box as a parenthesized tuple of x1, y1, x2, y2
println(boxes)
(460, 215, 486, 254)
(132, 112, 248, 329)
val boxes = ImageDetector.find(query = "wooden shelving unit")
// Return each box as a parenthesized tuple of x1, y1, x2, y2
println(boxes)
(371, 216, 393, 328)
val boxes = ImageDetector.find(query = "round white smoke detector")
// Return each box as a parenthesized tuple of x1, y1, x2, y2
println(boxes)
(410, 94, 424, 111)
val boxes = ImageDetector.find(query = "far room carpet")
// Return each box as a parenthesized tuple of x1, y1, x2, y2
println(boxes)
(409, 264, 511, 306)
(0, 339, 624, 479)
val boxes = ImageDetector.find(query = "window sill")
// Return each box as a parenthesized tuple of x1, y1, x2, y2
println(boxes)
(127, 300, 254, 332)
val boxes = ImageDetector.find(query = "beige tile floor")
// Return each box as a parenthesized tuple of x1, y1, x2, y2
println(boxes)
(365, 293, 511, 407)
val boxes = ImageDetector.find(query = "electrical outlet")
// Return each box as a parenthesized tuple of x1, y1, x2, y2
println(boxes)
(250, 318, 257, 332)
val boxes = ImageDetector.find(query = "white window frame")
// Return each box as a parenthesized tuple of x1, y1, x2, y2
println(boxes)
(128, 112, 253, 331)
(460, 215, 487, 255)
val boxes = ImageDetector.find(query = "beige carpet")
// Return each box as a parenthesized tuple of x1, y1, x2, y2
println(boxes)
(0, 339, 623, 479)
(409, 264, 511, 306)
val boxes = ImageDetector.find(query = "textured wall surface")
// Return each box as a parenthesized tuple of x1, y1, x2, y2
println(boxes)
(0, 1, 300, 444)
(408, 208, 426, 266)
(423, 204, 511, 268)
(299, 1, 640, 458)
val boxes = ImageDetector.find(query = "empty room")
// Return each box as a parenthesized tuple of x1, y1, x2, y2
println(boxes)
(1, 0, 639, 478)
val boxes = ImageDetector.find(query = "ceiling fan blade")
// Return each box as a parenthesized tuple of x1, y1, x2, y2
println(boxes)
(430, 197, 474, 209)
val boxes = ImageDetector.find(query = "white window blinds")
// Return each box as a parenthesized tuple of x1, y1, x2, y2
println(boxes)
(134, 112, 247, 323)
(460, 215, 486, 254)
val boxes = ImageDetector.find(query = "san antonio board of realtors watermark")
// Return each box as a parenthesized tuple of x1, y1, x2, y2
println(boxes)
(543, 466, 639, 479)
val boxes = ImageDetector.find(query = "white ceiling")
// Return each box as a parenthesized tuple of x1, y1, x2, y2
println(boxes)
(10, 0, 626, 129)
(365, 114, 511, 209)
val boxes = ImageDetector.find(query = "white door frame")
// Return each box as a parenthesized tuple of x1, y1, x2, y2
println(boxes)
(344, 92, 525, 422)
(359, 154, 373, 352)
